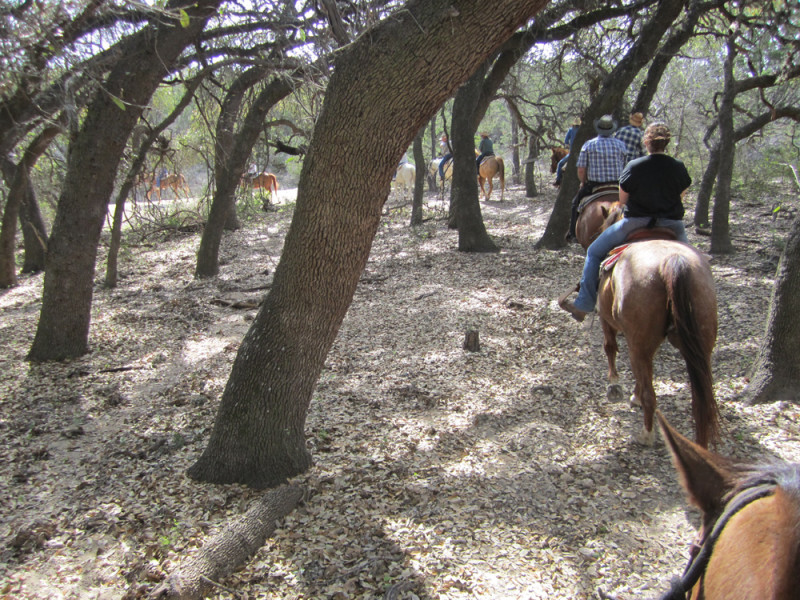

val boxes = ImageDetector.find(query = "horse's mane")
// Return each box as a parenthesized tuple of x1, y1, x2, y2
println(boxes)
(733, 461, 800, 502)
(600, 202, 625, 231)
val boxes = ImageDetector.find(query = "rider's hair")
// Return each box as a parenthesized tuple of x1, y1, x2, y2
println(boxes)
(643, 123, 670, 152)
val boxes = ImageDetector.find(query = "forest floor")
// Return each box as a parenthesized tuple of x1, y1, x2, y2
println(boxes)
(1, 178, 799, 600)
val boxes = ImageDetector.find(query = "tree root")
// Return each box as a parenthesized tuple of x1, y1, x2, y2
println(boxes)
(149, 483, 303, 600)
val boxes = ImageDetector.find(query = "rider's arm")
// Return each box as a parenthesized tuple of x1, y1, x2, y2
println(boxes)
(618, 188, 629, 205)
(577, 167, 587, 185)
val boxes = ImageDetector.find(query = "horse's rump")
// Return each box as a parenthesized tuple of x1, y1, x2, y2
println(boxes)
(550, 147, 568, 173)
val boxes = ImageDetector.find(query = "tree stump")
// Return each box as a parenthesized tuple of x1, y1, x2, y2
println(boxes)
(463, 329, 480, 352)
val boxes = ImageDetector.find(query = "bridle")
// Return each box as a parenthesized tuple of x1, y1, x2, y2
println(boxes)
(599, 481, 777, 600)
(657, 481, 777, 600)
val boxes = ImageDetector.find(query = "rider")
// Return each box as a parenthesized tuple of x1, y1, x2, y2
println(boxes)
(438, 133, 452, 181)
(559, 122, 692, 322)
(566, 115, 627, 241)
(476, 132, 494, 173)
(614, 112, 646, 165)
(553, 117, 581, 187)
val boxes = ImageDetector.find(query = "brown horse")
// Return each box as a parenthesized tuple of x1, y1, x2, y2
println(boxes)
(571, 203, 720, 447)
(145, 173, 191, 201)
(574, 185, 619, 249)
(242, 172, 279, 197)
(550, 146, 568, 173)
(657, 411, 800, 599)
(477, 155, 505, 201)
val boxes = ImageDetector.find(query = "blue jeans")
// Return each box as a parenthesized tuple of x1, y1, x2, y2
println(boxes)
(438, 154, 452, 179)
(555, 154, 569, 183)
(572, 217, 689, 313)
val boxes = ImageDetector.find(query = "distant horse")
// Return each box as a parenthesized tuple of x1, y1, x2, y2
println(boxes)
(563, 203, 719, 447)
(242, 172, 279, 197)
(146, 173, 191, 201)
(430, 157, 453, 185)
(393, 163, 415, 199)
(477, 155, 505, 201)
(550, 147, 569, 173)
(656, 411, 800, 599)
(574, 184, 619, 249)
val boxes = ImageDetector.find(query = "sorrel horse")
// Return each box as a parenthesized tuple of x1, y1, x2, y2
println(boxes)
(567, 203, 720, 447)
(145, 173, 191, 201)
(656, 411, 800, 599)
(242, 172, 279, 198)
(550, 146, 568, 174)
(478, 155, 505, 201)
(575, 185, 619, 249)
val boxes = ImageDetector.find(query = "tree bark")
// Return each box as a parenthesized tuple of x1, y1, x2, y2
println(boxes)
(524, 134, 538, 198)
(410, 128, 425, 226)
(151, 484, 303, 600)
(196, 75, 294, 279)
(188, 0, 548, 488)
(742, 214, 800, 404)
(27, 1, 222, 361)
(710, 33, 737, 254)
(0, 123, 61, 287)
(537, 0, 688, 249)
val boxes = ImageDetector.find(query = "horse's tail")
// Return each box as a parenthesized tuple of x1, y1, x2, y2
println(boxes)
(663, 254, 719, 447)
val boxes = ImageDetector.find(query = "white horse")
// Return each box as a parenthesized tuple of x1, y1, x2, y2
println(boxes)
(393, 162, 416, 199)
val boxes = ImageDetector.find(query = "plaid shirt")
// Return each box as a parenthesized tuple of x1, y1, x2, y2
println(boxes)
(576, 136, 627, 183)
(614, 125, 645, 164)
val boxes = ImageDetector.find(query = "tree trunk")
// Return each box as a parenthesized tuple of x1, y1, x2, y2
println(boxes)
(524, 134, 538, 198)
(188, 0, 547, 488)
(510, 106, 521, 185)
(694, 144, 719, 228)
(196, 75, 294, 279)
(742, 214, 800, 404)
(537, 0, 688, 249)
(151, 484, 303, 600)
(710, 33, 737, 254)
(410, 128, 425, 226)
(0, 124, 61, 287)
(28, 1, 221, 361)
(19, 185, 48, 274)
(451, 64, 498, 252)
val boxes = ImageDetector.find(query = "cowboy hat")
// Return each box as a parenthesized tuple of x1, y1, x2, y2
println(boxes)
(594, 115, 617, 137)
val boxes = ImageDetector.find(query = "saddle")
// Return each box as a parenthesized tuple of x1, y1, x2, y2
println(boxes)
(577, 185, 618, 213)
(601, 227, 679, 272)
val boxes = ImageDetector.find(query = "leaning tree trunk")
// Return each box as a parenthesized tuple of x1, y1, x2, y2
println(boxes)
(28, 1, 221, 361)
(694, 143, 720, 228)
(710, 33, 737, 254)
(536, 0, 688, 249)
(188, 0, 547, 489)
(742, 214, 800, 404)
(196, 75, 294, 279)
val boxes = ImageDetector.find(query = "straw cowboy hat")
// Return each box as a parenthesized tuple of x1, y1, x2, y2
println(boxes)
(629, 112, 644, 127)
(593, 115, 618, 137)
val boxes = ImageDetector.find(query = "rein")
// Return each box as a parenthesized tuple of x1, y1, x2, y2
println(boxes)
(598, 482, 777, 600)
(657, 482, 776, 600)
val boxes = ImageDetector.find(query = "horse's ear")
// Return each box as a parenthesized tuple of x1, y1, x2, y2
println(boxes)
(657, 411, 738, 516)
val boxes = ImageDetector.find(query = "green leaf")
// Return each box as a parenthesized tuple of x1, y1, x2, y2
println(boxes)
(179, 9, 190, 28)
(111, 94, 126, 111)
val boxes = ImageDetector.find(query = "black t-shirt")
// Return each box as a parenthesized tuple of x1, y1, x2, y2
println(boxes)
(619, 154, 691, 220)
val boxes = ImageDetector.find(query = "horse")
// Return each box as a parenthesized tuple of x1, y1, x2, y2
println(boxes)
(563, 203, 720, 447)
(145, 173, 191, 201)
(655, 411, 800, 599)
(550, 146, 569, 174)
(243, 172, 279, 197)
(575, 185, 620, 249)
(430, 157, 453, 184)
(477, 155, 505, 201)
(393, 162, 415, 200)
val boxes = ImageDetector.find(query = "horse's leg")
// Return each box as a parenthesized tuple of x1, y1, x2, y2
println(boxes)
(601, 320, 624, 402)
(627, 343, 658, 446)
(486, 176, 493, 202)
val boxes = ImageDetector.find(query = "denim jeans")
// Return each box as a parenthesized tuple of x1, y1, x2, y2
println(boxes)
(555, 154, 569, 183)
(572, 217, 689, 313)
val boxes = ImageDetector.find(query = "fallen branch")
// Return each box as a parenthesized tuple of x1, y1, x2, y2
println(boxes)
(150, 483, 303, 600)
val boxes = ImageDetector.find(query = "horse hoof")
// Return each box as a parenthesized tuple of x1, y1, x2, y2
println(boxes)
(607, 384, 624, 402)
(634, 427, 656, 446)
